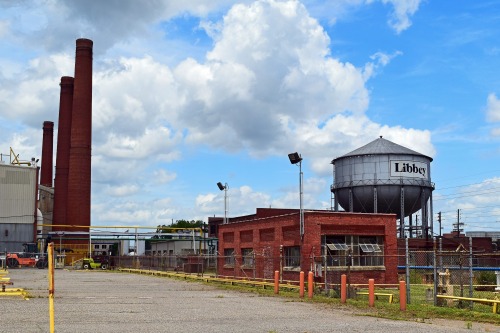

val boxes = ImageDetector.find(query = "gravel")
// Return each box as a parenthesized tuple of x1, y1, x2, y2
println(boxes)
(1, 268, 498, 333)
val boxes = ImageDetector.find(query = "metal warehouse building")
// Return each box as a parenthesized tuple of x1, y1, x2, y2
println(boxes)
(0, 161, 39, 252)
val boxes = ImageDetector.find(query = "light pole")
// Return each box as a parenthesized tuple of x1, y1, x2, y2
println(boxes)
(288, 152, 304, 241)
(217, 182, 228, 224)
(56, 231, 64, 253)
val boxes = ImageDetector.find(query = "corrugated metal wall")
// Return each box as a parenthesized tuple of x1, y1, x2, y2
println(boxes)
(0, 163, 37, 252)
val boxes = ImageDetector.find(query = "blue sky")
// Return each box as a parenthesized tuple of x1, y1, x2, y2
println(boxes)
(1, 0, 499, 234)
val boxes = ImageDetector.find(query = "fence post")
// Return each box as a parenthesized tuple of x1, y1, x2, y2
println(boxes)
(48, 242, 55, 333)
(323, 244, 328, 294)
(469, 237, 473, 309)
(399, 280, 406, 311)
(299, 271, 305, 298)
(215, 252, 218, 278)
(274, 270, 279, 294)
(405, 237, 410, 304)
(308, 271, 314, 299)
(433, 237, 438, 306)
(340, 274, 347, 303)
(368, 278, 375, 307)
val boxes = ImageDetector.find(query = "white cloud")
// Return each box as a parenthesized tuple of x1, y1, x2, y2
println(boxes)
(105, 184, 140, 197)
(485, 93, 500, 137)
(436, 178, 500, 232)
(153, 169, 177, 184)
(486, 93, 500, 122)
(381, 0, 422, 34)
(174, 0, 376, 155)
(0, 53, 73, 126)
(0, 0, 434, 225)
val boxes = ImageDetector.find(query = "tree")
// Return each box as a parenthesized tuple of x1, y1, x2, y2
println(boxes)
(153, 220, 204, 239)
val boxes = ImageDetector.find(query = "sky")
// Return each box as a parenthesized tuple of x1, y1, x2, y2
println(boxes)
(1, 0, 499, 235)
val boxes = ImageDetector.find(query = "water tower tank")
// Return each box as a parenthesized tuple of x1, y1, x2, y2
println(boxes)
(331, 137, 434, 237)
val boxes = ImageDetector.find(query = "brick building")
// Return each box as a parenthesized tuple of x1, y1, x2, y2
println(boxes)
(209, 208, 398, 285)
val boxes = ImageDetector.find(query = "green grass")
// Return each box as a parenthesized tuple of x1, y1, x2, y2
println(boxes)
(115, 269, 500, 326)
(204, 280, 500, 325)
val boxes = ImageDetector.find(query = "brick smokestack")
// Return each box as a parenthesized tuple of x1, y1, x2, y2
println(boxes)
(53, 76, 74, 231)
(67, 38, 93, 233)
(40, 121, 54, 187)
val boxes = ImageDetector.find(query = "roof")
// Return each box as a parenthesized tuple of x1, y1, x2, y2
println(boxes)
(333, 137, 433, 162)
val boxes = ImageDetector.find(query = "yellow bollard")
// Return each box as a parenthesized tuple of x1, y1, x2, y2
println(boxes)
(48, 242, 55, 333)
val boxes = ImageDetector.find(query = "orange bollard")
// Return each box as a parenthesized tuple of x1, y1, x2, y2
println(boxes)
(274, 271, 279, 294)
(340, 274, 347, 303)
(308, 271, 314, 299)
(299, 271, 305, 298)
(399, 280, 406, 311)
(368, 279, 375, 307)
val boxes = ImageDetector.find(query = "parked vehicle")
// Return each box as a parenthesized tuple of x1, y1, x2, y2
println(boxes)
(6, 253, 36, 268)
(82, 257, 108, 270)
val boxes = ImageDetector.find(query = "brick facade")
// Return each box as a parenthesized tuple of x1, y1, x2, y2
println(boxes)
(212, 208, 398, 285)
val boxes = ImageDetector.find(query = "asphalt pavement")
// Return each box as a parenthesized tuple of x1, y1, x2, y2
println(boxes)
(1, 268, 498, 333)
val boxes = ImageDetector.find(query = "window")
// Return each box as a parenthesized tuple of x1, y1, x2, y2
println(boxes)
(241, 248, 254, 267)
(223, 232, 234, 243)
(240, 230, 253, 243)
(95, 244, 100, 249)
(324, 235, 384, 267)
(356, 236, 383, 266)
(325, 236, 349, 266)
(102, 244, 107, 249)
(284, 246, 300, 267)
(224, 248, 235, 266)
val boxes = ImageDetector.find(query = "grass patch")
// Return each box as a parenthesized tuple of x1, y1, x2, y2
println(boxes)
(113, 269, 500, 326)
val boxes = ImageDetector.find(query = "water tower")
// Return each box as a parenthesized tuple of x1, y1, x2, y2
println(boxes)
(331, 137, 434, 238)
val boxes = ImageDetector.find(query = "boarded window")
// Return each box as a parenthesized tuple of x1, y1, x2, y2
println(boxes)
(240, 230, 253, 243)
(223, 232, 234, 243)
(282, 226, 299, 241)
(259, 228, 275, 242)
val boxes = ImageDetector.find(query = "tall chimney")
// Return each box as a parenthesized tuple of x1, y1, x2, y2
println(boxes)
(53, 76, 74, 231)
(40, 121, 54, 187)
(67, 38, 93, 234)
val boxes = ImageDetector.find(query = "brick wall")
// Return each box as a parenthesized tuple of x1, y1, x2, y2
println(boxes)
(216, 208, 398, 285)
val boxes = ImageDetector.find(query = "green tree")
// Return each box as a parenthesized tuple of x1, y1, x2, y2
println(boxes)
(153, 220, 204, 239)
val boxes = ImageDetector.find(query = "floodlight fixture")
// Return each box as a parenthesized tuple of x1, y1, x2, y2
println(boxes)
(288, 152, 302, 165)
(217, 182, 229, 224)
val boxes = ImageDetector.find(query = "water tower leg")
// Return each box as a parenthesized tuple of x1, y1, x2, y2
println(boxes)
(349, 188, 353, 212)
(400, 187, 405, 238)
(429, 191, 434, 238)
(409, 215, 413, 238)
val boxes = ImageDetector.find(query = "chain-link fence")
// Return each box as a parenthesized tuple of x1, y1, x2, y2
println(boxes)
(400, 239, 500, 314)
(79, 239, 500, 314)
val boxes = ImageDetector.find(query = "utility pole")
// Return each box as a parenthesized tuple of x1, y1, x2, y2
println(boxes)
(453, 209, 463, 237)
(437, 211, 442, 237)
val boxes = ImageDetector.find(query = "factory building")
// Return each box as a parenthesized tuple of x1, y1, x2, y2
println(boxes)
(0, 157, 39, 252)
(210, 208, 398, 285)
